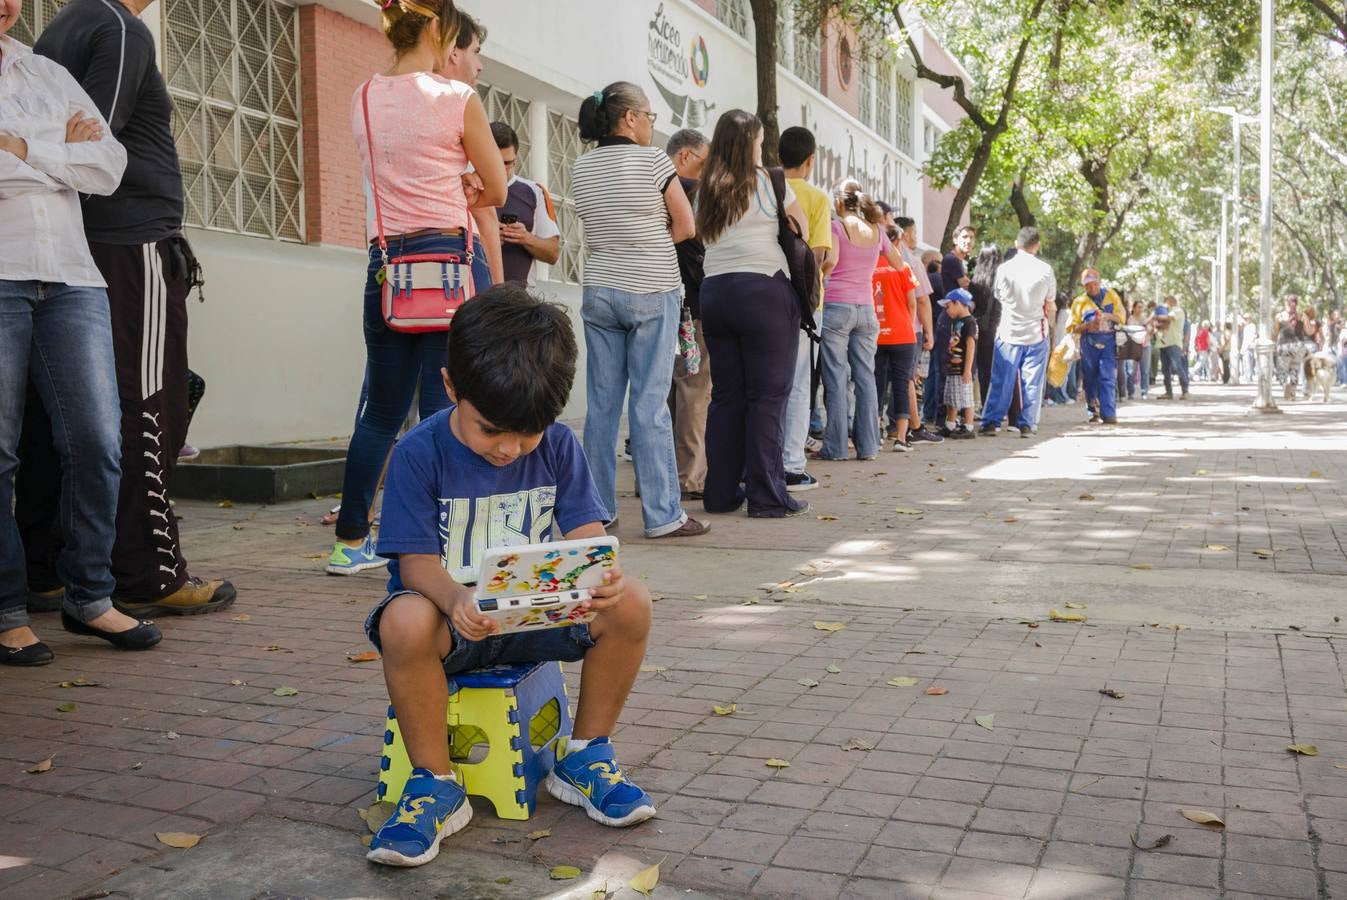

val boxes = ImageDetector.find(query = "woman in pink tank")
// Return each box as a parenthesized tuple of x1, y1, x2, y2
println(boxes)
(329, 0, 505, 573)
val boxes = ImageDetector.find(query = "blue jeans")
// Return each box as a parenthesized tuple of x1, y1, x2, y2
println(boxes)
(336, 234, 492, 542)
(782, 330, 812, 474)
(981, 338, 1049, 431)
(1081, 335, 1118, 419)
(0, 280, 120, 630)
(1159, 345, 1189, 396)
(580, 285, 686, 536)
(1138, 344, 1152, 397)
(820, 303, 880, 459)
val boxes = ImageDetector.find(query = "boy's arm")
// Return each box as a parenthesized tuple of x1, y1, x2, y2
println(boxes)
(918, 296, 934, 349)
(398, 553, 497, 641)
(562, 521, 629, 615)
(964, 335, 976, 381)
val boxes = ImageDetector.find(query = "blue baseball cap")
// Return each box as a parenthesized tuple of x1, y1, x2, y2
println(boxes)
(1083, 308, 1098, 322)
(1155, 305, 1169, 316)
(940, 288, 974, 310)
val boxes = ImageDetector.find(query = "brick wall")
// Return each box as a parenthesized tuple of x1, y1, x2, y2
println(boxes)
(820, 17, 859, 119)
(299, 5, 391, 248)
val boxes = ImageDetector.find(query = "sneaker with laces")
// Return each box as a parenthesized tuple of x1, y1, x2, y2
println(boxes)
(326, 533, 387, 576)
(113, 577, 236, 617)
(909, 427, 944, 444)
(803, 435, 823, 454)
(785, 471, 819, 492)
(892, 439, 911, 453)
(546, 737, 656, 827)
(367, 768, 472, 867)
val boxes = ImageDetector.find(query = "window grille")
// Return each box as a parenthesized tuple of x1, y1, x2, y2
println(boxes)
(163, 0, 304, 241)
(775, 3, 791, 67)
(858, 54, 873, 129)
(874, 56, 894, 142)
(715, 0, 750, 40)
(547, 111, 584, 285)
(477, 81, 532, 174)
(895, 75, 914, 157)
(14, 0, 67, 45)
(793, 15, 821, 89)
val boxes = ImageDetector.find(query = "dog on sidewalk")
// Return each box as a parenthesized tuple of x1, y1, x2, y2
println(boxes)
(1308, 352, 1338, 403)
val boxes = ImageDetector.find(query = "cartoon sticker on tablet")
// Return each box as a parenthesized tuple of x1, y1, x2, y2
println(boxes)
(474, 537, 618, 634)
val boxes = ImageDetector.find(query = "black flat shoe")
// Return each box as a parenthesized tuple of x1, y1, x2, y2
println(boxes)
(2, 642, 55, 666)
(61, 610, 162, 650)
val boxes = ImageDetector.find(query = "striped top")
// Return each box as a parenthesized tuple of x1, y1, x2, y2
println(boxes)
(572, 139, 680, 293)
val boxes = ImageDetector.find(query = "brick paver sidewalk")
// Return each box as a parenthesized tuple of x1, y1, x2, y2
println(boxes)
(0, 385, 1344, 898)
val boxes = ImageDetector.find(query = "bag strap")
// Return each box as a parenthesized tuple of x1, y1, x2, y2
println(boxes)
(362, 82, 388, 259)
(768, 166, 788, 227)
(362, 80, 476, 262)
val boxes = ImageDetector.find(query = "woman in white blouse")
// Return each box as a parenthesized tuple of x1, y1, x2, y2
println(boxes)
(0, 2, 163, 665)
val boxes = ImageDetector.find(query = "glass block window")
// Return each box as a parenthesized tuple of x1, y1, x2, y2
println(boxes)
(14, 0, 69, 46)
(715, 0, 751, 40)
(895, 75, 914, 157)
(477, 81, 532, 175)
(547, 111, 585, 285)
(775, 2, 791, 67)
(874, 56, 894, 142)
(858, 54, 873, 129)
(793, 15, 821, 89)
(163, 0, 304, 242)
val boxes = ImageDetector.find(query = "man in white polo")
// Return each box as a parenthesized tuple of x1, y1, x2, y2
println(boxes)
(979, 227, 1056, 437)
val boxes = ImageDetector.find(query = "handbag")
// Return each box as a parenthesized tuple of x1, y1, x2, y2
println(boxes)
(362, 81, 475, 333)
(766, 167, 821, 339)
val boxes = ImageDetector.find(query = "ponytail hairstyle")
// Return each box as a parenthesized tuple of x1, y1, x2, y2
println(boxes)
(381, 0, 460, 60)
(578, 81, 646, 143)
(833, 178, 882, 225)
(695, 109, 762, 246)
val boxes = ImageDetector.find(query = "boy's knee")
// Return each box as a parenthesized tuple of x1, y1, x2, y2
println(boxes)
(613, 580, 652, 634)
(377, 593, 443, 655)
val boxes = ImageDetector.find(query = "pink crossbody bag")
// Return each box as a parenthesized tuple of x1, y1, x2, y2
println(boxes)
(362, 81, 475, 333)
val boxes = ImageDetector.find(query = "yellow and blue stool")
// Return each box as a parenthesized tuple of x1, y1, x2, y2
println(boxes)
(377, 661, 571, 820)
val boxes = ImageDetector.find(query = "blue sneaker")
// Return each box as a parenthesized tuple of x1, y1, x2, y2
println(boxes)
(546, 737, 656, 827)
(367, 768, 472, 867)
(325, 534, 386, 576)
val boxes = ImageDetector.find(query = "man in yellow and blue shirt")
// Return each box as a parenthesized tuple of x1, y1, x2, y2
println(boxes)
(1069, 268, 1124, 424)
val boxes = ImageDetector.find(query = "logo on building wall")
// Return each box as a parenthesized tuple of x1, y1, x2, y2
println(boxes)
(647, 2, 716, 128)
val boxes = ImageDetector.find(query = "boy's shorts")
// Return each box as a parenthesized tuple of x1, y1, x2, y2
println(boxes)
(943, 377, 974, 412)
(364, 591, 595, 675)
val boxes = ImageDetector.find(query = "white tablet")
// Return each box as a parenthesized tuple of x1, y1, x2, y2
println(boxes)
(472, 537, 618, 635)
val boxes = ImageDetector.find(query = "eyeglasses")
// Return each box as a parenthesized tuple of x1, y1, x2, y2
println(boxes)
(632, 109, 658, 124)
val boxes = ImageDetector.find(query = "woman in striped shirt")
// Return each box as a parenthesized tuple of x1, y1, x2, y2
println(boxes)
(572, 81, 708, 539)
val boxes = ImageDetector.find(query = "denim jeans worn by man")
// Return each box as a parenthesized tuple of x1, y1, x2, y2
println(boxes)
(979, 227, 1056, 436)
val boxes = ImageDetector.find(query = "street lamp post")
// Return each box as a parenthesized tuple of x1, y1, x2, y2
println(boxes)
(1205, 105, 1260, 386)
(1200, 188, 1229, 327)
(1252, 0, 1279, 413)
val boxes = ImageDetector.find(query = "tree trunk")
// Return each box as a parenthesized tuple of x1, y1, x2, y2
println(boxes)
(940, 126, 1000, 252)
(1010, 172, 1036, 227)
(749, 0, 781, 166)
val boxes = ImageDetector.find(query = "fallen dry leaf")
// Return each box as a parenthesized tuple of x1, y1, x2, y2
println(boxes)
(1064, 602, 1087, 610)
(347, 651, 380, 663)
(765, 758, 791, 768)
(825, 663, 841, 674)
(1180, 809, 1225, 828)
(263, 645, 290, 652)
(361, 834, 373, 848)
(1204, 544, 1230, 552)
(974, 714, 995, 731)
(1252, 548, 1275, 559)
(638, 665, 667, 673)
(549, 865, 581, 880)
(1078, 493, 1096, 501)
(58, 677, 99, 688)
(25, 756, 54, 774)
(495, 876, 512, 885)
(272, 686, 299, 697)
(229, 679, 244, 686)
(894, 507, 924, 516)
(925, 686, 949, 696)
(1287, 744, 1319, 756)
(56, 703, 75, 713)
(887, 676, 919, 687)
(1131, 831, 1174, 851)
(629, 861, 662, 896)
(156, 832, 202, 849)
(712, 704, 737, 716)
(1131, 563, 1153, 570)
(798, 678, 820, 688)
(813, 621, 846, 633)
(1099, 688, 1125, 700)
(231, 614, 251, 622)
(1003, 516, 1020, 524)
(217, 500, 234, 508)
(693, 594, 708, 600)
(527, 828, 552, 840)
(361, 801, 396, 833)
(1309, 470, 1323, 478)
(590, 881, 610, 900)
(841, 737, 874, 752)
(1049, 608, 1088, 623)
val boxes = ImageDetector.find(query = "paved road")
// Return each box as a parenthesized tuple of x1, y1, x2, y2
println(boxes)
(0, 384, 1344, 899)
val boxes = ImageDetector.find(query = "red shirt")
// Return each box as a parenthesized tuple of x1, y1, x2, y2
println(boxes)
(873, 258, 917, 345)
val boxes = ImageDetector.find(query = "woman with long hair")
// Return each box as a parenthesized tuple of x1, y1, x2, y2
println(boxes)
(696, 109, 810, 517)
(1, 0, 163, 662)
(572, 82, 708, 538)
(818, 179, 909, 460)
(968, 244, 1003, 407)
(328, 0, 505, 574)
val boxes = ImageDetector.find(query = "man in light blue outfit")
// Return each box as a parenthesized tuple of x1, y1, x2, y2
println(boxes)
(980, 227, 1057, 437)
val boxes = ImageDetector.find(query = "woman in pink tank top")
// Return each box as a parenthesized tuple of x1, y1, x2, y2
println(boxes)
(329, 0, 505, 569)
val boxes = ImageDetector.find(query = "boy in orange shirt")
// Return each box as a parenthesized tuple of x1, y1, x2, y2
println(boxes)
(872, 252, 920, 451)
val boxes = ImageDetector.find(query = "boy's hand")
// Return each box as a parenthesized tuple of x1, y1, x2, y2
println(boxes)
(448, 592, 499, 642)
(963, 374, 973, 384)
(583, 566, 627, 614)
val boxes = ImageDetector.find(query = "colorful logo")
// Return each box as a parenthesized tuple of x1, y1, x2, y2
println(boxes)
(690, 35, 709, 87)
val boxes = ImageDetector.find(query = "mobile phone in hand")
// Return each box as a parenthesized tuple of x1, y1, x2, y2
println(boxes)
(499, 213, 520, 225)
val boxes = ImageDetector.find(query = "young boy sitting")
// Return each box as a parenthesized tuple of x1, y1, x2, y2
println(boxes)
(364, 284, 656, 868)
(940, 288, 979, 439)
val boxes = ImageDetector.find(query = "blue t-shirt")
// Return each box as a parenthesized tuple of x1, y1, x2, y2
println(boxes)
(376, 408, 609, 593)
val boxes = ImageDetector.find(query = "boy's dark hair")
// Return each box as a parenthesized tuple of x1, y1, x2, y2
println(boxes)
(455, 10, 486, 49)
(895, 215, 915, 231)
(447, 284, 576, 433)
(778, 126, 817, 169)
(491, 121, 518, 151)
